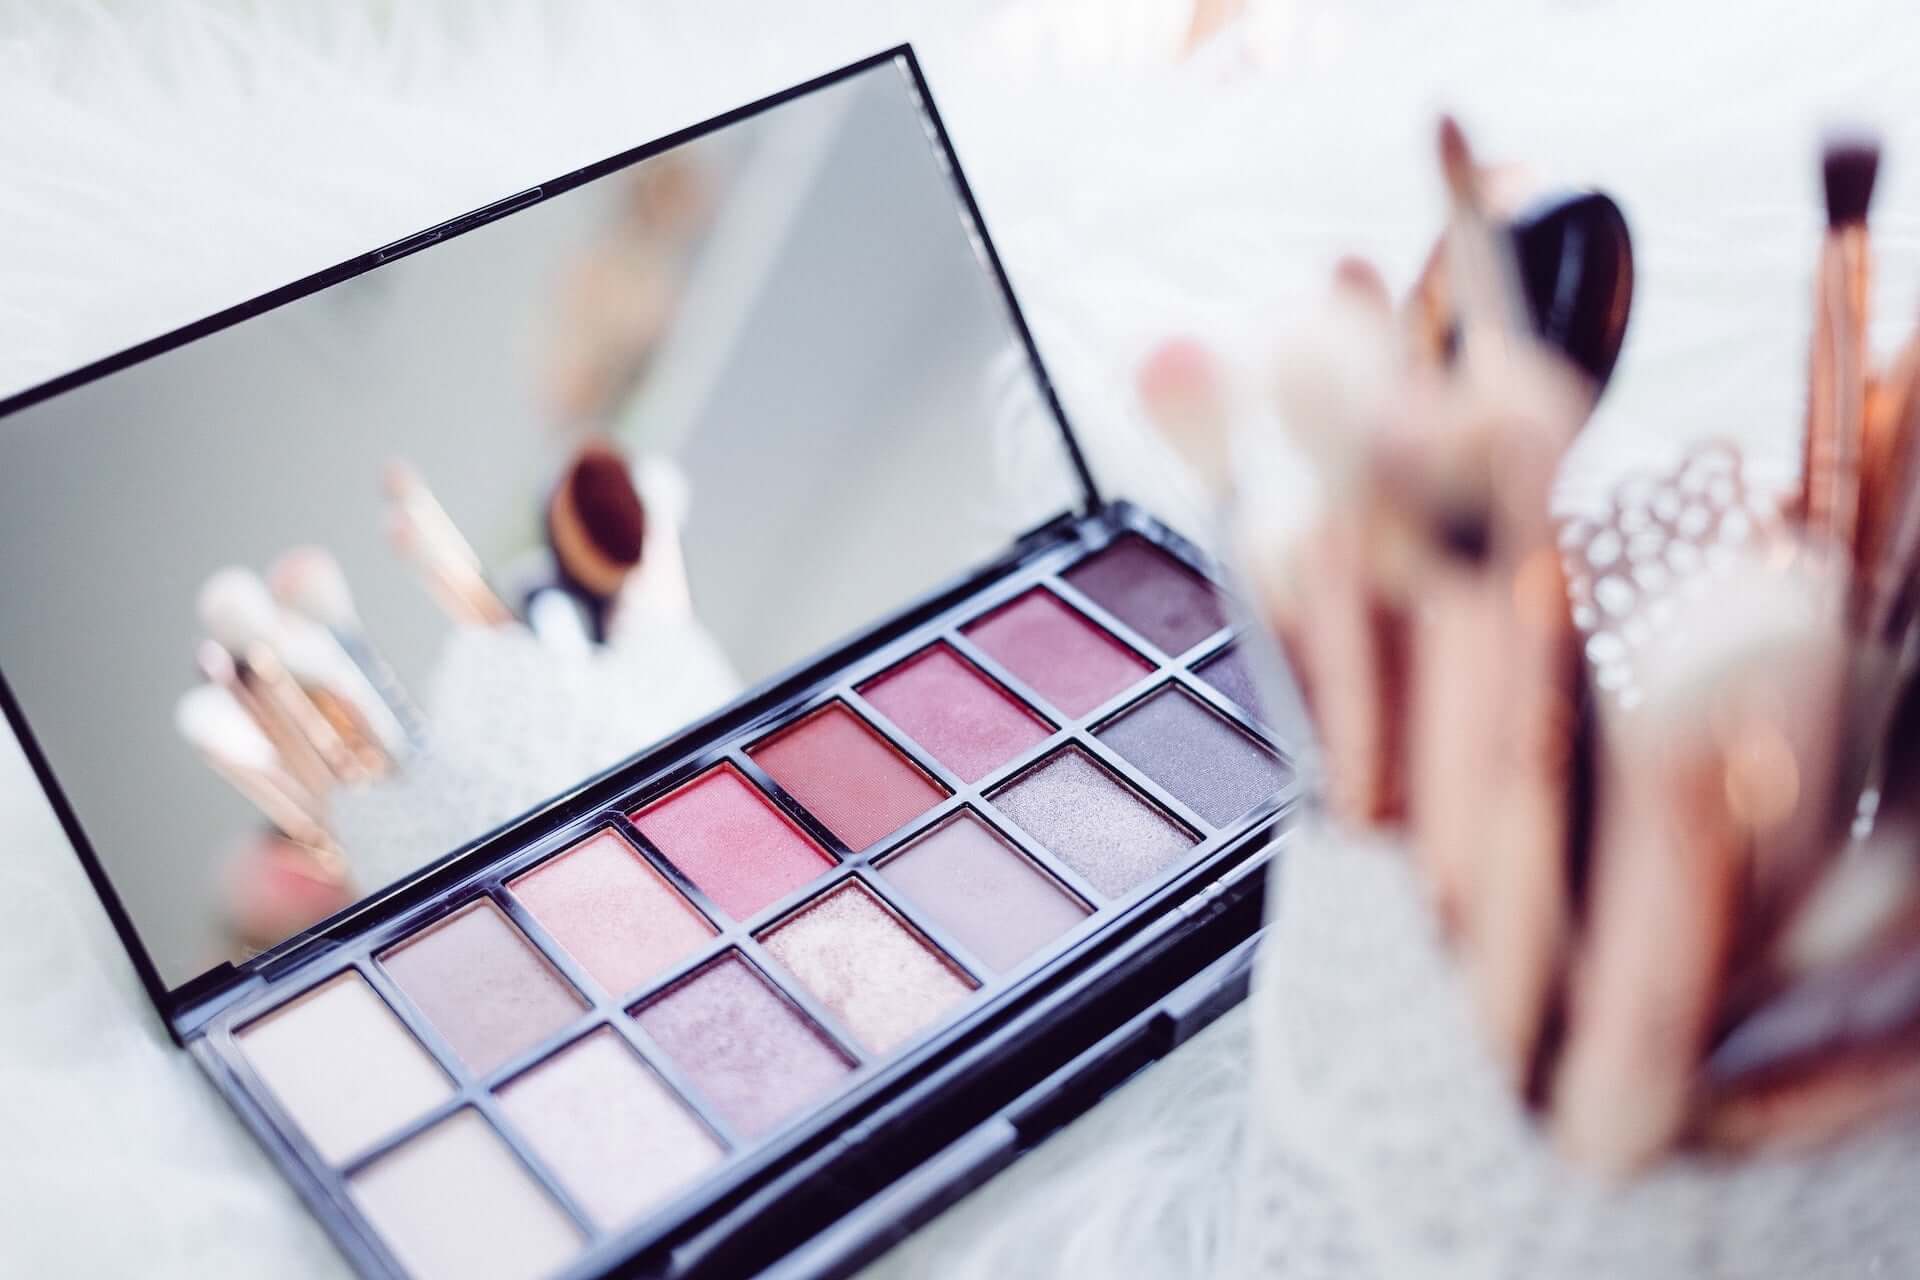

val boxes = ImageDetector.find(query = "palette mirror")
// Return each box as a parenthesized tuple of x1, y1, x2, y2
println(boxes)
(0, 60, 1089, 993)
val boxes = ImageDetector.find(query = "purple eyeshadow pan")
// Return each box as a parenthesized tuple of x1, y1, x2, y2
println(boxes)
(1095, 684, 1287, 827)
(634, 953, 854, 1139)
(1062, 534, 1227, 657)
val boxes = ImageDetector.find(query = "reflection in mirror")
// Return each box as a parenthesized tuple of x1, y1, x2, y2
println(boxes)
(0, 60, 1081, 989)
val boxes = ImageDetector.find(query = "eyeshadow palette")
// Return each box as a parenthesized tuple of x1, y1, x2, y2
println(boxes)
(0, 44, 1307, 1280)
(200, 522, 1289, 1278)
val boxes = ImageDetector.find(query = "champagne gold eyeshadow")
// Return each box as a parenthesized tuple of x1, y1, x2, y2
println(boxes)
(229, 538, 1273, 1280)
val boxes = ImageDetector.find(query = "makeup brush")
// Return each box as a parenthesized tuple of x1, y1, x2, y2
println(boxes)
(546, 439, 646, 642)
(174, 684, 339, 860)
(198, 568, 375, 783)
(1802, 134, 1879, 554)
(1550, 554, 1848, 1174)
(1858, 324, 1920, 640)
(269, 546, 425, 746)
(195, 639, 336, 803)
(383, 460, 516, 627)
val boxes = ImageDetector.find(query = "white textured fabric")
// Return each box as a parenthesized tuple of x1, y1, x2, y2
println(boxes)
(8, 2, 1920, 1277)
(1239, 828, 1920, 1280)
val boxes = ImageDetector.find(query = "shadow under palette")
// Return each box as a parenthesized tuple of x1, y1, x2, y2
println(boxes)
(209, 527, 1289, 1280)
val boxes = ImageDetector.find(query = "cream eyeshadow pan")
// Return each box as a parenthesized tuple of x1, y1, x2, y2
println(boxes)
(224, 532, 1283, 1279)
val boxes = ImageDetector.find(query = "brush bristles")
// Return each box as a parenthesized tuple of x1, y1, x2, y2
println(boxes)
(1823, 135, 1881, 229)
(269, 546, 358, 632)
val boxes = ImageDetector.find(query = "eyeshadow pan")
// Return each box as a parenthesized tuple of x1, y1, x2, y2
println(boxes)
(858, 644, 1051, 783)
(760, 881, 972, 1053)
(510, 830, 714, 998)
(631, 765, 835, 921)
(963, 588, 1151, 718)
(635, 953, 853, 1138)
(237, 971, 451, 1165)
(381, 900, 584, 1076)
(990, 747, 1196, 898)
(497, 1028, 722, 1230)
(1062, 535, 1227, 656)
(349, 1109, 581, 1280)
(1196, 646, 1263, 720)
(877, 812, 1089, 973)
(748, 703, 947, 851)
(1096, 685, 1288, 827)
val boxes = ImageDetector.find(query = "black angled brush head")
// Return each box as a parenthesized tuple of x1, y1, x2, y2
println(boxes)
(1823, 134, 1881, 229)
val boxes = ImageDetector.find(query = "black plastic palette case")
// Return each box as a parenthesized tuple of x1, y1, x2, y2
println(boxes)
(0, 47, 1299, 1280)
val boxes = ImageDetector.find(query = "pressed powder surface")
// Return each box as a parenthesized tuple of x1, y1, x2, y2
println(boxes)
(1196, 646, 1263, 720)
(237, 971, 451, 1165)
(349, 1109, 581, 1280)
(1096, 685, 1288, 827)
(877, 812, 1089, 972)
(748, 703, 947, 851)
(631, 765, 835, 921)
(990, 747, 1197, 898)
(635, 953, 853, 1138)
(510, 829, 715, 998)
(497, 1028, 722, 1229)
(962, 588, 1151, 718)
(760, 881, 972, 1053)
(1062, 535, 1227, 657)
(858, 644, 1051, 783)
(380, 900, 585, 1076)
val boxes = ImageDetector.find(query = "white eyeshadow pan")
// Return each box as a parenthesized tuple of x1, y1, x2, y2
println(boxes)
(236, 971, 451, 1166)
(349, 1108, 581, 1280)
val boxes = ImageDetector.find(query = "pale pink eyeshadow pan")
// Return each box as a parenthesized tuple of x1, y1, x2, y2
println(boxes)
(509, 830, 714, 998)
(877, 813, 1089, 973)
(380, 900, 584, 1076)
(349, 1109, 581, 1280)
(497, 1028, 723, 1230)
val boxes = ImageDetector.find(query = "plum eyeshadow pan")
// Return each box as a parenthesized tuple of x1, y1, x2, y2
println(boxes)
(208, 530, 1285, 1280)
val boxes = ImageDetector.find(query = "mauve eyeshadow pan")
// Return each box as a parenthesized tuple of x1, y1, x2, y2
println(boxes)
(962, 588, 1151, 718)
(631, 765, 835, 921)
(990, 747, 1196, 898)
(509, 830, 714, 998)
(748, 703, 947, 851)
(877, 812, 1089, 972)
(858, 644, 1051, 783)
(635, 952, 853, 1138)
(380, 900, 584, 1076)
(1063, 535, 1226, 656)
(1096, 685, 1288, 827)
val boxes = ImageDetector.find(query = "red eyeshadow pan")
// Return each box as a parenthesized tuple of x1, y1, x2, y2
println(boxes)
(748, 703, 947, 851)
(962, 588, 1151, 718)
(631, 766, 834, 921)
(858, 644, 1051, 784)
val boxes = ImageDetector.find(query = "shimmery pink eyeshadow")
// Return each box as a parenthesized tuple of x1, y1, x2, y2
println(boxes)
(858, 644, 1051, 784)
(631, 766, 835, 921)
(634, 953, 852, 1138)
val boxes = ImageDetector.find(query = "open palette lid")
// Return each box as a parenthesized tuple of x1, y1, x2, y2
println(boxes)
(0, 48, 1100, 1029)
